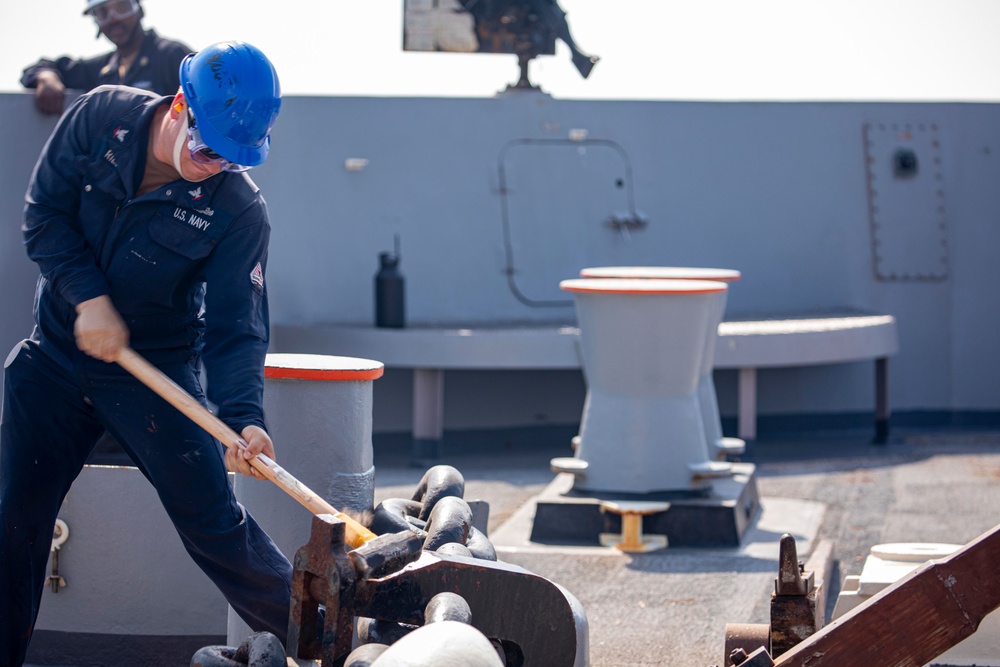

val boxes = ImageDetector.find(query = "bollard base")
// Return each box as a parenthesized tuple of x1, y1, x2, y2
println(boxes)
(529, 463, 760, 548)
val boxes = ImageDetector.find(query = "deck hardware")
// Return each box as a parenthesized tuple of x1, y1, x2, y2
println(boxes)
(724, 535, 834, 662)
(46, 518, 69, 593)
(549, 455, 588, 476)
(287, 513, 583, 666)
(710, 646, 776, 667)
(730, 646, 775, 666)
(769, 534, 825, 656)
(775, 534, 811, 596)
(723, 623, 770, 664)
(604, 212, 648, 241)
(598, 501, 669, 552)
(46, 551, 67, 593)
(739, 522, 1000, 666)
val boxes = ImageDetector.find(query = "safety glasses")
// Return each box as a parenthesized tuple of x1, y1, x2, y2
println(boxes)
(90, 0, 139, 24)
(186, 110, 252, 173)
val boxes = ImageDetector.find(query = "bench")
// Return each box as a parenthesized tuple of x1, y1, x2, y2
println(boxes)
(272, 310, 899, 448)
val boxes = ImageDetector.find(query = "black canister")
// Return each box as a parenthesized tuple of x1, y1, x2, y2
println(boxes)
(375, 249, 405, 328)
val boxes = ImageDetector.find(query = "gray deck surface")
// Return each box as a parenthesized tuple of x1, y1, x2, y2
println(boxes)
(370, 429, 1000, 667)
(27, 429, 1000, 667)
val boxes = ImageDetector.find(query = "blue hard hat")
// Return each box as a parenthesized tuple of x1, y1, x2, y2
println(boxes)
(179, 41, 281, 168)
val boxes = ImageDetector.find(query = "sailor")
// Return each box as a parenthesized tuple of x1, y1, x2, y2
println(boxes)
(20, 0, 192, 115)
(0, 42, 291, 666)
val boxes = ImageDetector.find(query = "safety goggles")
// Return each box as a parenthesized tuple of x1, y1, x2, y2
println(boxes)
(90, 0, 139, 24)
(187, 110, 252, 173)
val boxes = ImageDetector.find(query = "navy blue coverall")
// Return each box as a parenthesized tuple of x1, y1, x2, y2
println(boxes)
(20, 29, 192, 97)
(0, 86, 292, 666)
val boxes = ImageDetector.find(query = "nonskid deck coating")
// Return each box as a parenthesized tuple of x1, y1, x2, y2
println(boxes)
(25, 430, 1000, 667)
(370, 431, 1000, 667)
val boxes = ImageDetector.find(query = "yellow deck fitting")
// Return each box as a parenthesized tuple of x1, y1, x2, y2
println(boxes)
(598, 501, 670, 553)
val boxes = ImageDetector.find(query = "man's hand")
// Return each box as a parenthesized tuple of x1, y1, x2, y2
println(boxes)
(74, 295, 129, 362)
(226, 425, 275, 479)
(34, 70, 67, 115)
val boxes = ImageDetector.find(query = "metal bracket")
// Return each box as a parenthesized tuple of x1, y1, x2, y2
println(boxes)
(46, 519, 69, 593)
(287, 513, 583, 666)
(605, 212, 649, 242)
(729, 646, 775, 667)
(723, 534, 835, 664)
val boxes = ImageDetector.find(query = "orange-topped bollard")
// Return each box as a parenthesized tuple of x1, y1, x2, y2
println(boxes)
(556, 278, 732, 494)
(578, 266, 744, 460)
(228, 353, 383, 644)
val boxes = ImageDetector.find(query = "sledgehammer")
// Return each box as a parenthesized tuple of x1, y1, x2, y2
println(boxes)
(116, 346, 377, 549)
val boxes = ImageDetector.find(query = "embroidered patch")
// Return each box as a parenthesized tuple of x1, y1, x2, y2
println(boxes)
(250, 262, 264, 289)
(188, 186, 205, 201)
(113, 125, 129, 143)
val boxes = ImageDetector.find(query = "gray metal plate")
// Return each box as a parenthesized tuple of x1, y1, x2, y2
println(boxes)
(498, 138, 645, 306)
(864, 122, 949, 281)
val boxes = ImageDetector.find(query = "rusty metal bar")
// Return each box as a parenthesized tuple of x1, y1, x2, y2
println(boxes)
(774, 522, 1000, 666)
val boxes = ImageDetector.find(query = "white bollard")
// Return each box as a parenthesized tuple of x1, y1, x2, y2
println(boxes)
(228, 353, 383, 646)
(578, 266, 745, 459)
(558, 278, 730, 494)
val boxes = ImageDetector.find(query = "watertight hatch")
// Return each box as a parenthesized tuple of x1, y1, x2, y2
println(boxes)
(863, 122, 949, 281)
(498, 138, 645, 307)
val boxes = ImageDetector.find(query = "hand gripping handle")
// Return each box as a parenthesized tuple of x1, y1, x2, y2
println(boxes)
(116, 347, 377, 548)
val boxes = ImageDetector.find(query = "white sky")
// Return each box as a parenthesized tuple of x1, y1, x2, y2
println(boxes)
(2, 0, 1000, 101)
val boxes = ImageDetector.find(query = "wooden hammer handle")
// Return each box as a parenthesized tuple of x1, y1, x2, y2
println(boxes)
(116, 346, 377, 548)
